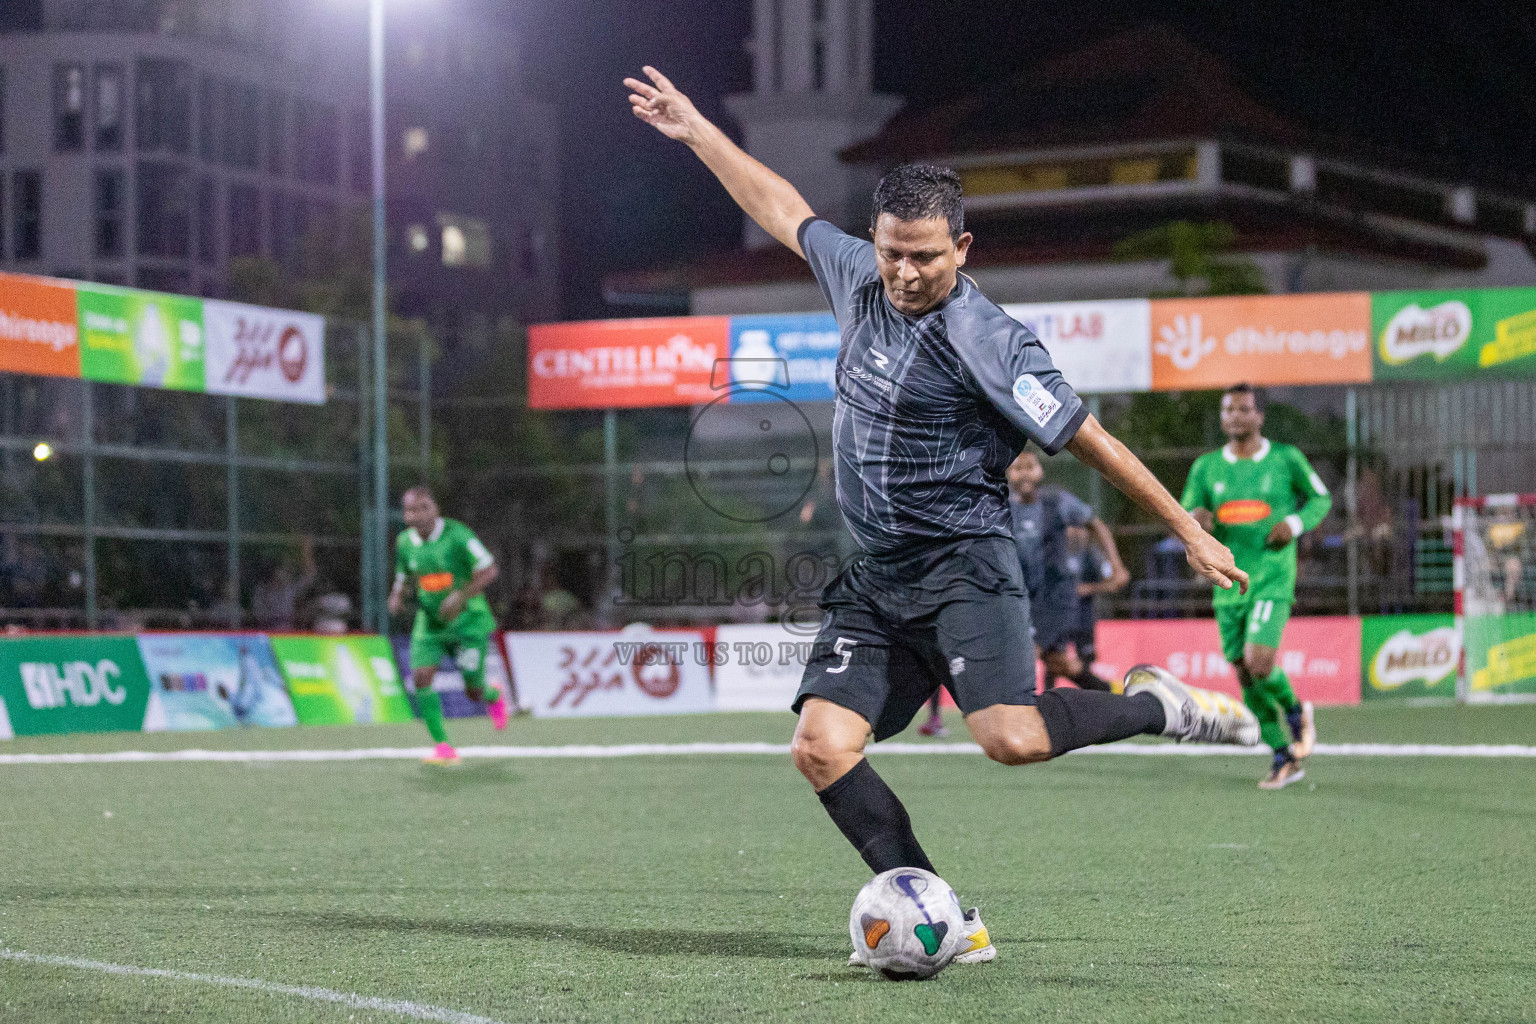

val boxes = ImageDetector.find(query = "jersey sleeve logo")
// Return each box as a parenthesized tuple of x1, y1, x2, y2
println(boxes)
(418, 571, 455, 593)
(1217, 499, 1272, 525)
(1011, 373, 1062, 427)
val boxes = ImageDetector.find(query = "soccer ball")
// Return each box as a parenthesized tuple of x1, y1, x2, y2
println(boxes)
(849, 867, 967, 980)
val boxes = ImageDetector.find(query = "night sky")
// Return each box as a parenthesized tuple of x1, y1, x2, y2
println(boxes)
(518, 1, 1536, 318)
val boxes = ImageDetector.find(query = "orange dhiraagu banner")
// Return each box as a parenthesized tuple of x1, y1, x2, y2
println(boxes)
(0, 274, 82, 378)
(528, 317, 729, 410)
(1150, 293, 1372, 390)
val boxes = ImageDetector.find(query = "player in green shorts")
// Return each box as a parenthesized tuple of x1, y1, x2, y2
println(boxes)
(1182, 384, 1332, 789)
(388, 486, 508, 764)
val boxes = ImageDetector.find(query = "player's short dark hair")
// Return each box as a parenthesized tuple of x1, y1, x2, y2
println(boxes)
(870, 164, 965, 241)
(1224, 382, 1265, 411)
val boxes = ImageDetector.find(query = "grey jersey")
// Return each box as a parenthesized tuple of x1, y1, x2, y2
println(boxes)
(799, 218, 1087, 558)
(1010, 486, 1095, 597)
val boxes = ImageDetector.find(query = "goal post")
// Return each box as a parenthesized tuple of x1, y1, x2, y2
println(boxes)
(1454, 494, 1536, 703)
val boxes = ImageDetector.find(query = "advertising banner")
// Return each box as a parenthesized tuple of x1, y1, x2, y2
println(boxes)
(1464, 611, 1536, 697)
(0, 274, 81, 378)
(136, 633, 298, 730)
(0, 635, 152, 737)
(1148, 293, 1373, 390)
(1002, 299, 1153, 394)
(528, 317, 728, 410)
(504, 627, 714, 717)
(1359, 614, 1459, 700)
(1093, 616, 1362, 705)
(714, 623, 811, 711)
(76, 283, 205, 391)
(203, 299, 326, 404)
(269, 635, 414, 725)
(728, 313, 840, 403)
(1372, 288, 1536, 381)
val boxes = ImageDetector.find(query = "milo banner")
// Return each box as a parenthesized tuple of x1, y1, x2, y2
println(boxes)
(0, 635, 152, 737)
(269, 634, 414, 725)
(1360, 614, 1459, 700)
(1372, 288, 1536, 381)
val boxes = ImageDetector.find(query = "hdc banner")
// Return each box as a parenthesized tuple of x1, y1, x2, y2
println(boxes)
(503, 627, 714, 717)
(0, 635, 153, 737)
(1093, 616, 1362, 706)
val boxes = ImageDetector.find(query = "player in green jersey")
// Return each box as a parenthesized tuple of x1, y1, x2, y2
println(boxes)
(1182, 384, 1332, 789)
(388, 487, 508, 764)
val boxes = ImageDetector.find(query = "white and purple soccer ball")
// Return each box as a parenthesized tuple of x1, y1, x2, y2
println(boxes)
(849, 867, 967, 980)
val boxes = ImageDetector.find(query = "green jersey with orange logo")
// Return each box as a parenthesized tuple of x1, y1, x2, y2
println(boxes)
(394, 518, 495, 629)
(1180, 439, 1332, 607)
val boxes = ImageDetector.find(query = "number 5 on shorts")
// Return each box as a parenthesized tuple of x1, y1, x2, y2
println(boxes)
(825, 637, 858, 674)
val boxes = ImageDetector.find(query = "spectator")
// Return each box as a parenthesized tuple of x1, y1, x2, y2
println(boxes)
(251, 539, 317, 631)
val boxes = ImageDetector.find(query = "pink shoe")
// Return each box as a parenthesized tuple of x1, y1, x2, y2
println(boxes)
(918, 717, 948, 738)
(487, 695, 509, 730)
(423, 742, 460, 765)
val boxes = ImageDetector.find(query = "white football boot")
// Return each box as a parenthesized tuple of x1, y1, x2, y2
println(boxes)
(1123, 664, 1260, 747)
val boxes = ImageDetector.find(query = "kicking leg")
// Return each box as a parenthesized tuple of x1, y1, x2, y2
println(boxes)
(965, 690, 1166, 764)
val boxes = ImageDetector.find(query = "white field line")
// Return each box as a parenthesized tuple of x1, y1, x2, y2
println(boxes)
(0, 949, 509, 1024)
(1, 741, 1534, 765)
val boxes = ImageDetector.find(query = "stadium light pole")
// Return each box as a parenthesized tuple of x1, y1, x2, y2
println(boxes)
(369, 0, 389, 635)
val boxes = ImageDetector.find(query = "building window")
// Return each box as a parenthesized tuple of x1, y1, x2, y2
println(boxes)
(402, 126, 429, 161)
(136, 58, 192, 155)
(94, 64, 124, 151)
(94, 169, 124, 259)
(294, 97, 338, 184)
(197, 176, 217, 266)
(268, 190, 291, 264)
(198, 74, 219, 160)
(136, 161, 192, 258)
(437, 213, 490, 268)
(264, 91, 287, 175)
(221, 79, 260, 169)
(13, 171, 41, 259)
(227, 183, 261, 257)
(406, 223, 429, 254)
(54, 64, 86, 151)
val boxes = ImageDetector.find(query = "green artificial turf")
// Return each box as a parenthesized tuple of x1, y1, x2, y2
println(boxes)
(2, 706, 1534, 1023)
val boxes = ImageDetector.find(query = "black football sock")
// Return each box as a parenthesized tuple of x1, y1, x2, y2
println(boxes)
(816, 758, 936, 874)
(1036, 689, 1166, 758)
(1286, 707, 1305, 742)
(1070, 668, 1114, 692)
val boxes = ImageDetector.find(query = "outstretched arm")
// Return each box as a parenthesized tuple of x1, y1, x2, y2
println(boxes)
(625, 66, 814, 256)
(1065, 416, 1249, 593)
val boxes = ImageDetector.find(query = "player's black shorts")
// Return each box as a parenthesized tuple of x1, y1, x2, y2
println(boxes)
(792, 536, 1037, 741)
(1028, 580, 1080, 655)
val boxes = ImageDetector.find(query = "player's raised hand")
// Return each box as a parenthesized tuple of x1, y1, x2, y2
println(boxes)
(625, 66, 702, 145)
(1184, 530, 1250, 594)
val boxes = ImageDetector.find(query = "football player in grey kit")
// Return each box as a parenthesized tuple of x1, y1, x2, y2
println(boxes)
(626, 65, 1259, 965)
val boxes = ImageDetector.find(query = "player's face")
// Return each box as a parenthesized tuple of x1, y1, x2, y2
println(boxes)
(402, 492, 438, 533)
(871, 214, 972, 317)
(1007, 452, 1043, 498)
(1220, 392, 1263, 440)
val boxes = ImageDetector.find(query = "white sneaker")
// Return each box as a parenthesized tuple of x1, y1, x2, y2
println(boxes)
(1124, 664, 1260, 747)
(952, 906, 996, 964)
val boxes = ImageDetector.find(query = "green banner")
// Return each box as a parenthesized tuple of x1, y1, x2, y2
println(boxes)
(1465, 611, 1536, 697)
(1359, 614, 1459, 700)
(77, 283, 205, 391)
(1372, 288, 1536, 381)
(269, 635, 413, 725)
(0, 635, 152, 737)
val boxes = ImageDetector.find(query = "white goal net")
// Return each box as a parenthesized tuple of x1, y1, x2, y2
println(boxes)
(1454, 495, 1536, 702)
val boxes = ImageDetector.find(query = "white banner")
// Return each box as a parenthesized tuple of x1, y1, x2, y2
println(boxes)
(714, 623, 809, 712)
(502, 628, 714, 718)
(1002, 299, 1152, 395)
(203, 299, 326, 404)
